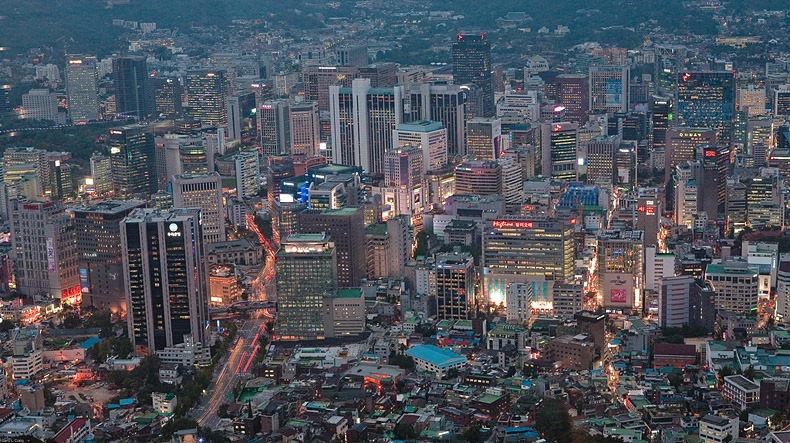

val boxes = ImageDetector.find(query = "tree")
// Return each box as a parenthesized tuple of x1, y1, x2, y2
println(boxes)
(535, 398, 572, 443)
(718, 366, 734, 378)
(394, 422, 416, 439)
(444, 368, 459, 380)
(62, 313, 81, 329)
(743, 365, 756, 381)
(218, 403, 230, 418)
(388, 353, 415, 370)
(462, 425, 482, 442)
(506, 365, 517, 378)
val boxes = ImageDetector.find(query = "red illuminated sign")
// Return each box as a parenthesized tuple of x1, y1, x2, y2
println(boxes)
(704, 149, 717, 158)
(645, 206, 655, 215)
(637, 206, 645, 212)
(492, 220, 534, 229)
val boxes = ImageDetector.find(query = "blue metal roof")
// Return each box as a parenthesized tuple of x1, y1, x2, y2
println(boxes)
(80, 337, 101, 349)
(405, 345, 466, 368)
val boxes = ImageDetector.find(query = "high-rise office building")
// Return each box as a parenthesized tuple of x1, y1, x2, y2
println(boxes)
(275, 233, 336, 340)
(289, 102, 321, 157)
(452, 33, 493, 117)
(149, 77, 183, 119)
(185, 70, 228, 127)
(113, 57, 148, 119)
(171, 172, 225, 244)
(455, 160, 502, 196)
(737, 85, 766, 116)
(586, 135, 618, 183)
(302, 66, 359, 112)
(597, 230, 644, 311)
(665, 128, 717, 183)
(407, 84, 467, 158)
(705, 260, 759, 313)
(555, 74, 589, 123)
(436, 251, 475, 320)
(21, 89, 61, 123)
(299, 207, 366, 288)
(659, 275, 694, 328)
(90, 152, 113, 195)
(676, 71, 735, 146)
(774, 85, 790, 117)
(651, 97, 672, 150)
(65, 55, 99, 124)
(335, 45, 369, 67)
(109, 125, 156, 197)
(393, 120, 448, 171)
(122, 208, 209, 354)
(384, 145, 423, 189)
(589, 65, 629, 113)
(11, 201, 80, 303)
(72, 200, 146, 312)
(466, 117, 502, 160)
(234, 150, 260, 198)
(329, 78, 404, 173)
(482, 217, 575, 304)
(699, 145, 730, 218)
(259, 99, 291, 157)
(272, 197, 305, 249)
(541, 122, 578, 181)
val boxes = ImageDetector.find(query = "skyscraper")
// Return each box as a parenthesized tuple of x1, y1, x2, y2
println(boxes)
(65, 55, 99, 124)
(185, 70, 228, 127)
(651, 96, 672, 150)
(407, 84, 467, 158)
(122, 208, 209, 354)
(148, 77, 183, 119)
(393, 120, 448, 171)
(299, 207, 366, 288)
(11, 201, 80, 304)
(482, 217, 575, 305)
(234, 150, 260, 198)
(258, 99, 291, 157)
(329, 78, 404, 173)
(676, 71, 735, 146)
(90, 152, 113, 195)
(466, 117, 502, 160)
(435, 251, 475, 320)
(384, 145, 423, 189)
(113, 57, 148, 119)
(541, 122, 578, 181)
(21, 89, 60, 123)
(72, 200, 146, 312)
(452, 33, 493, 117)
(589, 65, 630, 113)
(555, 74, 589, 123)
(665, 128, 717, 184)
(275, 233, 336, 340)
(289, 102, 321, 157)
(171, 172, 225, 244)
(109, 125, 156, 197)
(455, 160, 502, 196)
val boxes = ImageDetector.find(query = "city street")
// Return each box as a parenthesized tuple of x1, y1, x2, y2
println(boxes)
(194, 318, 264, 430)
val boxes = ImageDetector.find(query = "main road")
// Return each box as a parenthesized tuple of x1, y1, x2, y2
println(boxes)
(194, 318, 264, 429)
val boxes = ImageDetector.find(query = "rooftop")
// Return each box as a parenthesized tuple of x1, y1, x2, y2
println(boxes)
(405, 345, 466, 369)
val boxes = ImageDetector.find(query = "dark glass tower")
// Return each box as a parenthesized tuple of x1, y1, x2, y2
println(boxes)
(113, 57, 149, 119)
(676, 71, 735, 146)
(109, 125, 157, 197)
(452, 33, 493, 117)
(121, 208, 209, 354)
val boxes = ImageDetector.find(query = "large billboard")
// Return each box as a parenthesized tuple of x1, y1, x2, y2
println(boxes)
(603, 273, 634, 308)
